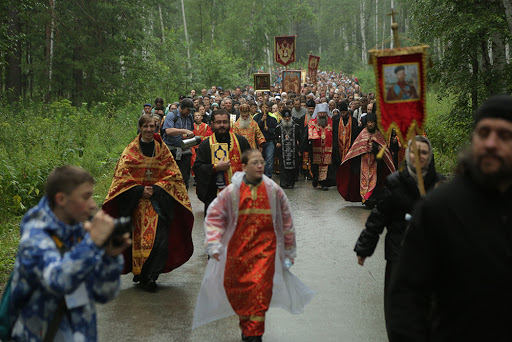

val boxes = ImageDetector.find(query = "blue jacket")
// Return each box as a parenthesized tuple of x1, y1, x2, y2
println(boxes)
(10, 196, 124, 341)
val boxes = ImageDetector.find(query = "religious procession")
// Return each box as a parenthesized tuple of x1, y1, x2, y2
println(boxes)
(1, 1, 512, 341)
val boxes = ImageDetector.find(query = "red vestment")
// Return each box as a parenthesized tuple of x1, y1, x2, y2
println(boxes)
(338, 116, 353, 162)
(308, 117, 333, 181)
(232, 119, 266, 149)
(191, 122, 212, 176)
(224, 182, 276, 337)
(103, 134, 194, 274)
(301, 115, 313, 177)
(336, 129, 395, 202)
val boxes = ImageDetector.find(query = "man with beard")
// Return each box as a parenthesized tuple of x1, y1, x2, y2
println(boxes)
(386, 65, 418, 101)
(232, 103, 266, 149)
(192, 110, 251, 214)
(336, 112, 395, 208)
(332, 101, 360, 168)
(275, 108, 302, 188)
(308, 103, 336, 190)
(389, 95, 512, 341)
(299, 99, 315, 179)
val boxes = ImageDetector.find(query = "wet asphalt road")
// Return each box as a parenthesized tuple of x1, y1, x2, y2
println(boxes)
(96, 177, 387, 341)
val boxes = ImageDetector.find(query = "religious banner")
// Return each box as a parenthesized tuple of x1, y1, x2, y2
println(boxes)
(308, 55, 320, 83)
(369, 45, 428, 145)
(301, 70, 307, 87)
(274, 36, 296, 66)
(254, 73, 270, 92)
(282, 70, 301, 94)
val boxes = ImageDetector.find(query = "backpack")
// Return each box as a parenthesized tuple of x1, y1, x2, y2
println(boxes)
(0, 234, 67, 341)
(0, 273, 14, 340)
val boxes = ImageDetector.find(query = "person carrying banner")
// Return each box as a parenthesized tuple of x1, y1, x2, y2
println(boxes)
(336, 112, 395, 208)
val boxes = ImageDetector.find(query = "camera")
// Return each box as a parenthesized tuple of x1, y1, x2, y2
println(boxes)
(105, 217, 132, 247)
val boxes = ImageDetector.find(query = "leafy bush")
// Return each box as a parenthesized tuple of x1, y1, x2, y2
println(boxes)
(0, 100, 139, 285)
(425, 93, 472, 176)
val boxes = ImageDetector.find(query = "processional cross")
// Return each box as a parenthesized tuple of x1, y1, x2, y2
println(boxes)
(387, 8, 400, 48)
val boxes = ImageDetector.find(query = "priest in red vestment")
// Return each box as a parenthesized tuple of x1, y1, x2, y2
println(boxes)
(308, 102, 336, 190)
(193, 150, 314, 342)
(332, 101, 360, 167)
(103, 115, 194, 292)
(337, 112, 396, 208)
(232, 104, 266, 149)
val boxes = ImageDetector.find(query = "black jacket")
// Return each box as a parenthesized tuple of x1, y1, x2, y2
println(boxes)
(390, 170, 512, 341)
(253, 113, 278, 142)
(354, 164, 445, 262)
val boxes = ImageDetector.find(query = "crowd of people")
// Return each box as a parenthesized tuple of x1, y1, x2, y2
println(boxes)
(4, 69, 512, 342)
(144, 71, 399, 209)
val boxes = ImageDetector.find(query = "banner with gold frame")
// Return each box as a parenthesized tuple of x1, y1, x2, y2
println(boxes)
(308, 55, 320, 83)
(282, 70, 302, 94)
(274, 36, 296, 66)
(254, 73, 271, 92)
(369, 45, 428, 145)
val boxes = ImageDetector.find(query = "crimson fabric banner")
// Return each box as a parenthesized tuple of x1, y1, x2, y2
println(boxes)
(308, 55, 320, 83)
(274, 36, 296, 66)
(369, 45, 428, 145)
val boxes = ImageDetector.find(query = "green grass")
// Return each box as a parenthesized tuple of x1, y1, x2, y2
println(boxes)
(0, 220, 20, 294)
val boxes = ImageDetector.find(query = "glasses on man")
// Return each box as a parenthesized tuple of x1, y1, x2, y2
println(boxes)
(248, 160, 265, 166)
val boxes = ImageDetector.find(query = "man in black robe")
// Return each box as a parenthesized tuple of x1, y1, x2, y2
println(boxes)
(275, 108, 302, 188)
(192, 110, 251, 215)
(390, 95, 512, 341)
(298, 99, 315, 179)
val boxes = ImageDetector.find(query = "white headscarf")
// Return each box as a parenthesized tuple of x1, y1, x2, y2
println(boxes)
(312, 103, 330, 119)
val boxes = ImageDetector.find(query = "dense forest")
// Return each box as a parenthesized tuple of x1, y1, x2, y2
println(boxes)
(1, 0, 511, 111)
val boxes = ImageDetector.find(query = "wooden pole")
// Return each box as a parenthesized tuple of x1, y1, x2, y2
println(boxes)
(388, 10, 426, 196)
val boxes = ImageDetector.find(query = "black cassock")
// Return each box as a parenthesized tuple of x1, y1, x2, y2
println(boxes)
(275, 122, 302, 188)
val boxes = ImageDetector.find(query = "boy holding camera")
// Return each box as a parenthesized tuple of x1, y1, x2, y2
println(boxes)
(8, 165, 131, 341)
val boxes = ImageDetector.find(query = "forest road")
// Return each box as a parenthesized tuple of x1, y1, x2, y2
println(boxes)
(97, 176, 387, 342)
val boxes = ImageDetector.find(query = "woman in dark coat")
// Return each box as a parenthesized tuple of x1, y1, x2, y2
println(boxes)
(353, 135, 445, 340)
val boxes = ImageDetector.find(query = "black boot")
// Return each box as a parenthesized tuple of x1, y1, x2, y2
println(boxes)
(247, 336, 262, 342)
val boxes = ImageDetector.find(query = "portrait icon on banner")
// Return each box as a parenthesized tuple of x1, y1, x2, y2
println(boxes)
(254, 73, 271, 92)
(282, 70, 301, 94)
(383, 63, 420, 103)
